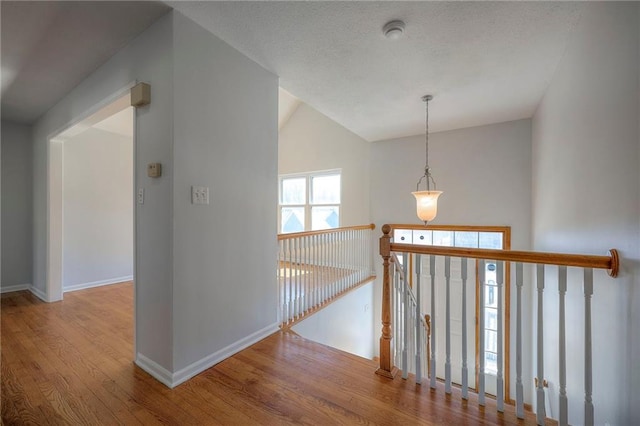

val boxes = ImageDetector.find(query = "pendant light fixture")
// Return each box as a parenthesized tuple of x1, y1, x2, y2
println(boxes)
(412, 95, 442, 224)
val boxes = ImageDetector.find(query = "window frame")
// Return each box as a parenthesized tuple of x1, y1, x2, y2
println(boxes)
(278, 169, 342, 233)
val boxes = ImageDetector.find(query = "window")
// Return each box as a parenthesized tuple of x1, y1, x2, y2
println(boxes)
(279, 171, 341, 233)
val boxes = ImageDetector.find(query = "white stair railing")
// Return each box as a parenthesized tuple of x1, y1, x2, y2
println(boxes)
(377, 224, 619, 426)
(390, 252, 429, 384)
(278, 224, 375, 328)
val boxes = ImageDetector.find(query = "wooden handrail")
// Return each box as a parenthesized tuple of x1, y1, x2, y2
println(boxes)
(278, 223, 375, 240)
(382, 225, 619, 278)
(389, 244, 618, 277)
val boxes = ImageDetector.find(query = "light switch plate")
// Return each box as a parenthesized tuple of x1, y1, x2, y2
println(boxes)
(137, 188, 144, 204)
(191, 186, 209, 205)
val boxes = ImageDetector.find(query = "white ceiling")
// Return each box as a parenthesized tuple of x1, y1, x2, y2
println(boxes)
(171, 1, 585, 141)
(2, 1, 587, 142)
(1, 1, 170, 123)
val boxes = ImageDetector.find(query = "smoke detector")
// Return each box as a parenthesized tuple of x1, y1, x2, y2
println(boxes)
(383, 20, 405, 40)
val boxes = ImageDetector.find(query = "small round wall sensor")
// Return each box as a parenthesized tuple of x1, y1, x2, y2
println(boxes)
(383, 20, 405, 40)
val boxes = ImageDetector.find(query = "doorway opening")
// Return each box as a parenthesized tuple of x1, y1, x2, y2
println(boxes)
(47, 87, 136, 316)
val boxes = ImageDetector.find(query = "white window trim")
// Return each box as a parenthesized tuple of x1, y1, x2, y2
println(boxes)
(278, 169, 341, 233)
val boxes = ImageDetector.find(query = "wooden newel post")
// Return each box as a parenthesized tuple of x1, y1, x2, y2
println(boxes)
(376, 224, 397, 378)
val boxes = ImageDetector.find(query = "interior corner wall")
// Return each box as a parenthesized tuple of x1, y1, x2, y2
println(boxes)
(171, 12, 279, 373)
(1, 121, 33, 289)
(62, 128, 133, 290)
(369, 118, 533, 403)
(278, 103, 371, 227)
(278, 102, 374, 358)
(531, 3, 639, 424)
(32, 12, 174, 371)
(291, 281, 375, 359)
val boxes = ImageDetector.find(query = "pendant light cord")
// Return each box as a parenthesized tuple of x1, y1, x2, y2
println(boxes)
(425, 96, 430, 190)
(416, 95, 435, 192)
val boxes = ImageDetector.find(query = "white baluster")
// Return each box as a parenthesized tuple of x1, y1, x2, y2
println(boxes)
(430, 254, 437, 389)
(330, 232, 335, 297)
(303, 236, 307, 313)
(352, 230, 356, 286)
(313, 234, 318, 308)
(415, 254, 423, 384)
(536, 263, 546, 425)
(325, 232, 329, 301)
(409, 281, 416, 377)
(340, 231, 345, 291)
(397, 262, 402, 366)
(296, 237, 301, 318)
(307, 235, 312, 310)
(461, 257, 469, 400)
(393, 259, 399, 365)
(402, 252, 409, 379)
(478, 259, 486, 406)
(307, 235, 311, 310)
(346, 230, 350, 288)
(445, 256, 452, 394)
(497, 260, 504, 412)
(331, 232, 340, 299)
(515, 263, 524, 419)
(287, 238, 293, 322)
(278, 240, 283, 324)
(584, 268, 594, 426)
(558, 265, 568, 426)
(358, 230, 369, 280)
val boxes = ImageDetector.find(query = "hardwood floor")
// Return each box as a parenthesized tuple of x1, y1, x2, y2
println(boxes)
(2, 283, 548, 425)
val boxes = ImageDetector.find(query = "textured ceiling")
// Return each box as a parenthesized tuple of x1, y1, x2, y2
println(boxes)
(2, 1, 586, 141)
(171, 1, 585, 141)
(1, 1, 170, 123)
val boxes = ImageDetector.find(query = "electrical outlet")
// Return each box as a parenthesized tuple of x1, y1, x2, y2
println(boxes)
(137, 188, 144, 204)
(191, 186, 210, 205)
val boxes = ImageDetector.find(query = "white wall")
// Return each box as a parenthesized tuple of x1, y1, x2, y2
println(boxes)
(531, 3, 639, 424)
(171, 12, 279, 374)
(1, 121, 32, 289)
(62, 127, 133, 290)
(370, 118, 533, 403)
(292, 282, 375, 359)
(279, 103, 371, 227)
(31, 9, 282, 386)
(32, 13, 174, 370)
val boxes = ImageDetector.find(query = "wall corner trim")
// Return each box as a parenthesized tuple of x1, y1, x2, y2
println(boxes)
(29, 286, 48, 302)
(170, 322, 280, 388)
(0, 284, 32, 294)
(135, 353, 173, 388)
(64, 276, 133, 293)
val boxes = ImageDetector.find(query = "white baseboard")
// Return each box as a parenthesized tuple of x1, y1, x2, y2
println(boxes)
(0, 283, 31, 294)
(171, 322, 279, 388)
(135, 353, 173, 388)
(136, 322, 279, 389)
(29, 286, 48, 301)
(64, 275, 133, 293)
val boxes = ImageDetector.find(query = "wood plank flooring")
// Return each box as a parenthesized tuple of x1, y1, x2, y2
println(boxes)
(2, 283, 549, 425)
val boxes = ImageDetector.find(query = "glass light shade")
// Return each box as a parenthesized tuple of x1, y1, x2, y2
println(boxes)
(412, 190, 442, 223)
